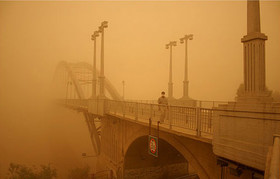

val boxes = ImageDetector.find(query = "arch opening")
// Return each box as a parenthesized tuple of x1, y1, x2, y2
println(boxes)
(123, 136, 199, 179)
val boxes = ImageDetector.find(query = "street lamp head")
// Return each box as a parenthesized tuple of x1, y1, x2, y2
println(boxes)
(171, 41, 177, 46)
(91, 31, 99, 40)
(165, 44, 169, 49)
(180, 38, 185, 44)
(98, 26, 102, 33)
(98, 21, 108, 32)
(101, 21, 108, 28)
(188, 34, 193, 40)
(94, 31, 99, 37)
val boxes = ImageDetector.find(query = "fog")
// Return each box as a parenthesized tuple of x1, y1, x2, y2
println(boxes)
(0, 1, 279, 178)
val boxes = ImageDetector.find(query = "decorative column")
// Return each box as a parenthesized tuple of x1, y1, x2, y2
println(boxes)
(212, 0, 276, 172)
(180, 34, 193, 99)
(98, 21, 108, 98)
(239, 0, 271, 101)
(91, 31, 99, 99)
(166, 41, 177, 99)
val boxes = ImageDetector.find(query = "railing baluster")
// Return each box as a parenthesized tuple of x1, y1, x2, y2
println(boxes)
(135, 103, 138, 121)
(150, 104, 152, 119)
(196, 107, 201, 137)
(169, 105, 172, 129)
(123, 102, 125, 118)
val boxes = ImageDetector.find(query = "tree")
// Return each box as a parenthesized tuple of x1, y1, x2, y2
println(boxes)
(68, 165, 90, 179)
(7, 163, 57, 179)
(37, 164, 57, 179)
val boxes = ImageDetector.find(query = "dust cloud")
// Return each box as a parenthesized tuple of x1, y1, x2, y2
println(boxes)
(0, 1, 279, 178)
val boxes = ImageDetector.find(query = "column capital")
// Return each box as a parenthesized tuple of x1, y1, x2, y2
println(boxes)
(241, 32, 267, 42)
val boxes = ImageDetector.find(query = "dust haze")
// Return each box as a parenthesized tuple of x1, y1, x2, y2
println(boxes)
(0, 1, 279, 178)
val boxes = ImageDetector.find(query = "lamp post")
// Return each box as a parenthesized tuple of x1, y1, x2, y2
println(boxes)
(122, 80, 125, 100)
(166, 41, 177, 99)
(180, 34, 193, 99)
(98, 21, 108, 98)
(91, 31, 99, 99)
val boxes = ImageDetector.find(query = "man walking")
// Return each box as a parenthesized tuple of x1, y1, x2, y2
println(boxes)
(158, 91, 168, 123)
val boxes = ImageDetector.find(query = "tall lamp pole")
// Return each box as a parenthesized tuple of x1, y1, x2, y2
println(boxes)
(91, 31, 99, 99)
(180, 34, 193, 99)
(165, 41, 177, 99)
(122, 80, 125, 100)
(98, 21, 108, 98)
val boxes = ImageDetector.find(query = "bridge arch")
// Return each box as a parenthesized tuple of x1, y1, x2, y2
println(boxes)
(53, 61, 122, 100)
(53, 61, 122, 155)
(122, 130, 210, 179)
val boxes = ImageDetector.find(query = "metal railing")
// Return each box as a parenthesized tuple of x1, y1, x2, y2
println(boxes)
(170, 99, 228, 108)
(63, 99, 89, 110)
(106, 100, 214, 136)
(58, 99, 215, 137)
(127, 99, 229, 108)
(169, 105, 197, 131)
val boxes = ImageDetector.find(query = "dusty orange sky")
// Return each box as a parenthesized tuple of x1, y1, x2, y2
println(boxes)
(0, 1, 279, 101)
(0, 1, 279, 178)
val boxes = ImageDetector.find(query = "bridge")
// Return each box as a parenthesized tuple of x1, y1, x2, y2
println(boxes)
(52, 1, 280, 178)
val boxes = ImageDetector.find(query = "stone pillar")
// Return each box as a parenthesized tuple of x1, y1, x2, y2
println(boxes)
(247, 0, 261, 34)
(238, 0, 271, 102)
(213, 0, 277, 172)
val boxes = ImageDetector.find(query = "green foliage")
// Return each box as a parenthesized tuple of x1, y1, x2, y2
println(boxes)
(6, 163, 57, 179)
(68, 165, 90, 179)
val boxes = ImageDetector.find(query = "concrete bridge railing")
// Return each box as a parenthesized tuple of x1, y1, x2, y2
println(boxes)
(265, 135, 280, 179)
